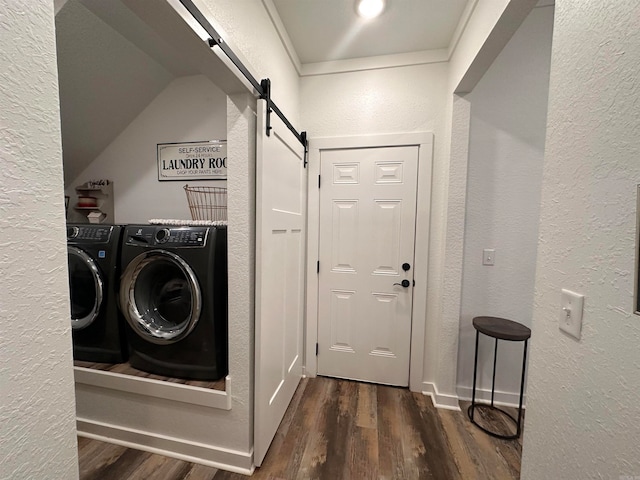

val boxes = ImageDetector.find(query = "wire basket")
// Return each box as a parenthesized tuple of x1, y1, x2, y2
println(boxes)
(184, 185, 228, 221)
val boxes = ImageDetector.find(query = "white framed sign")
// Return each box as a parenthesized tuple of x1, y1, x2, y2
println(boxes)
(157, 140, 227, 181)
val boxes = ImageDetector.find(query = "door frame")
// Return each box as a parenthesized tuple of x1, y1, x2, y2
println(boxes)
(305, 132, 433, 392)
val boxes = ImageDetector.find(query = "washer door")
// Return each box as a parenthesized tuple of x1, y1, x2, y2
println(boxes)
(120, 250, 202, 344)
(68, 246, 104, 330)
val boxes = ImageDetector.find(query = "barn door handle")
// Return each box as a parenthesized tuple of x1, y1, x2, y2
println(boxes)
(393, 280, 411, 288)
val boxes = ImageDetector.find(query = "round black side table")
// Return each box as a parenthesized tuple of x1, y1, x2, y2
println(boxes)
(467, 316, 531, 440)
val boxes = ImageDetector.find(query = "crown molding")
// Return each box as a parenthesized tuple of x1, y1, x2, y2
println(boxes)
(448, 0, 479, 59)
(300, 49, 449, 76)
(261, 0, 302, 75)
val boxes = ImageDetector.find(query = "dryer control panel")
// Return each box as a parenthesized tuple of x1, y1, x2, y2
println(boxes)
(67, 225, 112, 243)
(125, 226, 209, 248)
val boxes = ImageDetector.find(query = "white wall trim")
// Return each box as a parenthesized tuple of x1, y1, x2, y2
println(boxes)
(77, 418, 253, 475)
(300, 50, 448, 77)
(410, 136, 434, 392)
(73, 367, 232, 410)
(261, 0, 302, 75)
(310, 132, 433, 151)
(429, 94, 471, 402)
(456, 386, 526, 409)
(422, 382, 461, 411)
(305, 146, 321, 379)
(447, 0, 480, 60)
(305, 132, 433, 393)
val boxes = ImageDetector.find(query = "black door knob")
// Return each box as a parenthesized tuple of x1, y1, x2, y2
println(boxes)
(393, 279, 411, 288)
(402, 263, 411, 271)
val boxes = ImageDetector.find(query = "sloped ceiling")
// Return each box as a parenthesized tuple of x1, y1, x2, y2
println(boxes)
(55, 0, 249, 187)
(55, 0, 176, 185)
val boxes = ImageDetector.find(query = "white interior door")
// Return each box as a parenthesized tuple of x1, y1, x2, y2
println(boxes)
(317, 146, 418, 386)
(254, 100, 306, 466)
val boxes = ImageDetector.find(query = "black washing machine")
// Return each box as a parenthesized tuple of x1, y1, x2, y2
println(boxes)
(67, 224, 128, 363)
(119, 225, 227, 381)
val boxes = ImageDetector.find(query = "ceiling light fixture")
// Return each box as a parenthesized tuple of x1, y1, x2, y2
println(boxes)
(356, 0, 385, 19)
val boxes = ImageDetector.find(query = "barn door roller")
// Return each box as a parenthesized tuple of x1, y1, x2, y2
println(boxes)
(179, 0, 308, 167)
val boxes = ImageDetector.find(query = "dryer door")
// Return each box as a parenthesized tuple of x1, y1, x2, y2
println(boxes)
(68, 246, 104, 330)
(120, 250, 202, 345)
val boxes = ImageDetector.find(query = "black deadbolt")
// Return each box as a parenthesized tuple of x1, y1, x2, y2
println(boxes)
(402, 263, 411, 271)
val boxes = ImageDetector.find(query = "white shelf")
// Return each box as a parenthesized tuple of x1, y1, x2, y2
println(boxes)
(73, 366, 232, 410)
(72, 182, 114, 223)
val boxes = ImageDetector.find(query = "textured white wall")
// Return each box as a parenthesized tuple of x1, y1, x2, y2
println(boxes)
(457, 6, 553, 403)
(66, 75, 227, 223)
(225, 93, 257, 452)
(0, 2, 79, 480)
(300, 63, 448, 139)
(521, 0, 640, 478)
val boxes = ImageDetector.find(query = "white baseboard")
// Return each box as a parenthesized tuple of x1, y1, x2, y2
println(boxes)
(456, 386, 526, 409)
(421, 382, 461, 411)
(77, 418, 254, 475)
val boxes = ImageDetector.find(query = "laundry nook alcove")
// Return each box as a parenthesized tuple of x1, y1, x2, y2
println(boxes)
(56, 0, 305, 474)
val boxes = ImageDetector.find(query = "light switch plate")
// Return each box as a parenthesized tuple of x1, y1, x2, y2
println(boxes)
(559, 289, 584, 339)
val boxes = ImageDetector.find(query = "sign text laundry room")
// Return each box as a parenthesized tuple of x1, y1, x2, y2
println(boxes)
(157, 140, 227, 181)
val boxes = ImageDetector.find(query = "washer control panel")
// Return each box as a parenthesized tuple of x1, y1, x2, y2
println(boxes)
(126, 226, 208, 247)
(67, 225, 112, 243)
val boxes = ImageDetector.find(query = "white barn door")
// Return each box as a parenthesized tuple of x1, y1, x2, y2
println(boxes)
(254, 100, 306, 466)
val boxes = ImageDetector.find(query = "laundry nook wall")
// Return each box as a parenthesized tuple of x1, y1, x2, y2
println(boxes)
(66, 74, 227, 224)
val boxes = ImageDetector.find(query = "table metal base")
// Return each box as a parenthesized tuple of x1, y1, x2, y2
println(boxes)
(468, 319, 530, 440)
(467, 403, 521, 440)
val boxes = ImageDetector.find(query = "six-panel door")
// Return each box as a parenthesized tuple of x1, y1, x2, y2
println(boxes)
(317, 146, 419, 386)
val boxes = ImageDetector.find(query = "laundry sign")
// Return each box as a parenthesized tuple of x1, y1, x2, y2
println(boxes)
(157, 140, 227, 181)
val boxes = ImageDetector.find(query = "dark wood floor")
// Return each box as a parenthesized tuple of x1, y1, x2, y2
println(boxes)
(74, 360, 226, 391)
(78, 377, 522, 479)
(77, 436, 218, 479)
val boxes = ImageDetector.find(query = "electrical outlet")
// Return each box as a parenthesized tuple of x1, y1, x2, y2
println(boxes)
(559, 289, 584, 339)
